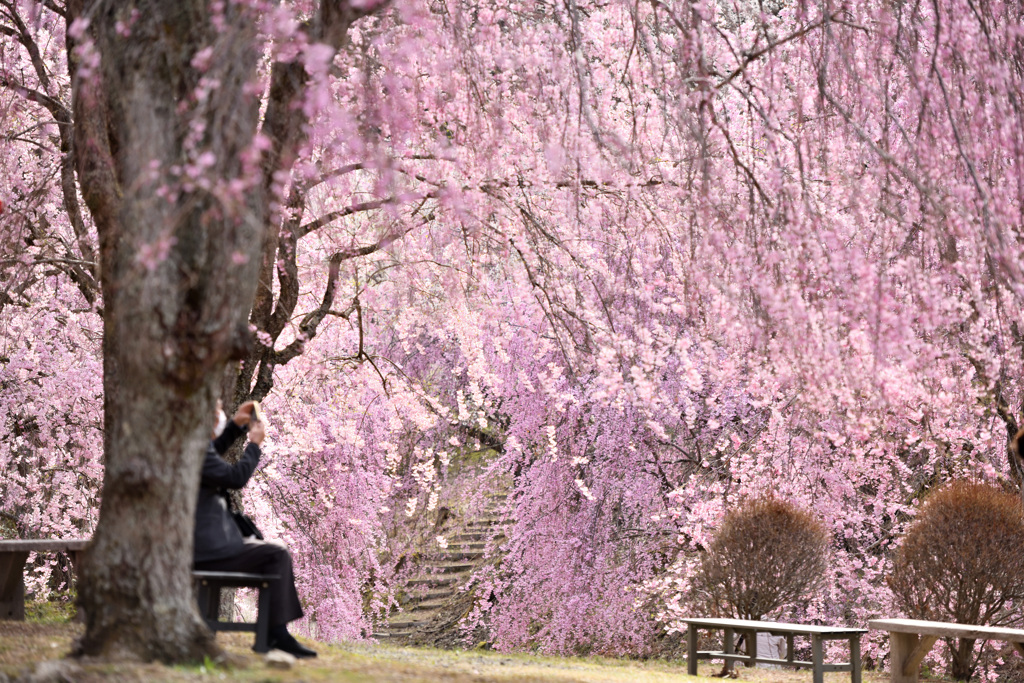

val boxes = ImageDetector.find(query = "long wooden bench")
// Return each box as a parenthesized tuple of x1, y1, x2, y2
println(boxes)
(869, 618, 1024, 683)
(193, 570, 278, 653)
(1, 541, 276, 653)
(682, 617, 866, 683)
(0, 539, 89, 620)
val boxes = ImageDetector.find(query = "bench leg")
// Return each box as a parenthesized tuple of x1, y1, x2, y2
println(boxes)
(723, 628, 735, 675)
(0, 551, 29, 621)
(889, 632, 936, 683)
(67, 550, 85, 623)
(850, 635, 862, 683)
(254, 583, 272, 653)
(743, 629, 757, 668)
(196, 582, 221, 627)
(687, 626, 698, 675)
(207, 586, 223, 625)
(812, 635, 824, 683)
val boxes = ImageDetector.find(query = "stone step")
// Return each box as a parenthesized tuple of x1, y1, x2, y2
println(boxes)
(421, 542, 488, 554)
(447, 542, 486, 552)
(464, 519, 506, 528)
(403, 583, 469, 604)
(381, 618, 430, 632)
(411, 598, 450, 611)
(450, 533, 486, 543)
(432, 550, 484, 562)
(406, 571, 472, 588)
(423, 587, 460, 600)
(378, 487, 510, 642)
(401, 585, 457, 602)
(373, 631, 408, 640)
(451, 532, 505, 543)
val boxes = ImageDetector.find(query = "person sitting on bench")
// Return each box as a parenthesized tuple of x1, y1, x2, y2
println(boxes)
(193, 400, 316, 659)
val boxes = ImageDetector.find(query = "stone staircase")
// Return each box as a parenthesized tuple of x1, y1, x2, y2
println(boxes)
(373, 494, 508, 644)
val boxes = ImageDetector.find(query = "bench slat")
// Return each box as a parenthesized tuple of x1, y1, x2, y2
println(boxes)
(698, 651, 854, 672)
(683, 617, 866, 637)
(697, 651, 815, 668)
(193, 571, 279, 585)
(869, 619, 1024, 642)
(0, 540, 89, 553)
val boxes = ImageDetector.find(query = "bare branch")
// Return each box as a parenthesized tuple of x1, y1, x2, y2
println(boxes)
(714, 16, 835, 91)
(1, 0, 53, 91)
(298, 191, 441, 237)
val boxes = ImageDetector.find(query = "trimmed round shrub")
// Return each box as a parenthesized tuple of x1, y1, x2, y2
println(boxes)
(692, 496, 829, 621)
(888, 480, 1024, 681)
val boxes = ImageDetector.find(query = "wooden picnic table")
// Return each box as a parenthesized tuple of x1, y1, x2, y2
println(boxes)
(0, 539, 89, 620)
(869, 618, 1024, 683)
(682, 617, 866, 683)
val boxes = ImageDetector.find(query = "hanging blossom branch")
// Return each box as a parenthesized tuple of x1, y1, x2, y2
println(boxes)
(0, 66, 98, 304)
(236, 0, 394, 409)
(245, 211, 427, 401)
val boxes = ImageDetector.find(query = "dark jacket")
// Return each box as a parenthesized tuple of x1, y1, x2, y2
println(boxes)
(193, 421, 260, 563)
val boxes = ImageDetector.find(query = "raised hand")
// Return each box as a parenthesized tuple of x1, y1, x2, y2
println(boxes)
(248, 419, 265, 446)
(232, 400, 256, 426)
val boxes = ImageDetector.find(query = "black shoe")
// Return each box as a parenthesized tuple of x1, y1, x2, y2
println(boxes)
(270, 632, 317, 659)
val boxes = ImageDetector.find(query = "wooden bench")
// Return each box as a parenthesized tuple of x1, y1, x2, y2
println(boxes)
(682, 617, 866, 683)
(0, 539, 89, 620)
(869, 618, 1024, 683)
(193, 570, 278, 653)
(2, 541, 277, 652)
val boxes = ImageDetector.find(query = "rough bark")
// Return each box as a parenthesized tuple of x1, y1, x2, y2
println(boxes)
(949, 638, 976, 682)
(68, 0, 264, 662)
(61, 0, 386, 662)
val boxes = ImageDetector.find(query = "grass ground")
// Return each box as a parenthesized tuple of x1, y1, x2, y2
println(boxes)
(0, 621, 913, 683)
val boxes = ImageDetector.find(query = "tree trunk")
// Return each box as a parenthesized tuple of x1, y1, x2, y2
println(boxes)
(949, 638, 976, 682)
(68, 0, 265, 662)
(75, 368, 220, 661)
(64, 0, 376, 662)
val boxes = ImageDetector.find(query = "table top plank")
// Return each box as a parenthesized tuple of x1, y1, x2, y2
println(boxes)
(681, 617, 866, 636)
(869, 618, 1024, 642)
(0, 539, 90, 553)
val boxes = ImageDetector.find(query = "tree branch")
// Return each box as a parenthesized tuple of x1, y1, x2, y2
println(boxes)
(298, 191, 441, 238)
(714, 16, 835, 91)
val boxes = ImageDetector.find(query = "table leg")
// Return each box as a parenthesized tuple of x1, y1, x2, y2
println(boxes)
(0, 551, 29, 620)
(850, 635, 862, 683)
(724, 628, 735, 675)
(812, 634, 824, 683)
(687, 626, 698, 675)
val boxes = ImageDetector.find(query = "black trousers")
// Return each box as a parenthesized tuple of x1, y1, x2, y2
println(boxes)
(194, 539, 304, 627)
